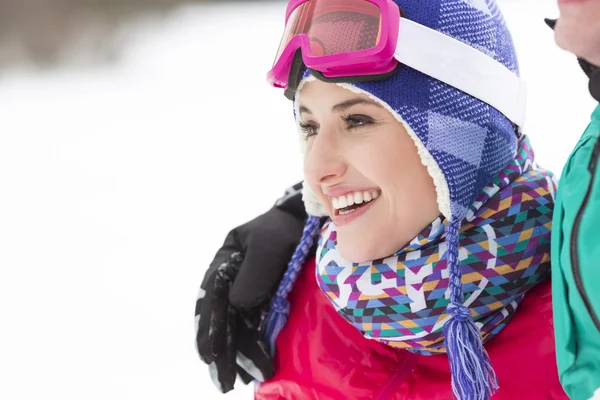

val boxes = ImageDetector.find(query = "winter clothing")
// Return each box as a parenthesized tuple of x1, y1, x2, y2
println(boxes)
(542, 18, 600, 399)
(264, 1, 532, 398)
(255, 257, 567, 400)
(257, 136, 566, 399)
(299, 0, 521, 221)
(552, 104, 600, 400)
(316, 138, 554, 354)
(196, 5, 598, 398)
(195, 183, 307, 393)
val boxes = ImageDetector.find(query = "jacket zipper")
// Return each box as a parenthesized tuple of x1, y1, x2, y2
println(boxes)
(376, 351, 416, 400)
(570, 134, 600, 332)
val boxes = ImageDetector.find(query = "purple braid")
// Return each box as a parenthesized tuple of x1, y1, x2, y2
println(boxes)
(262, 216, 321, 355)
(443, 217, 498, 400)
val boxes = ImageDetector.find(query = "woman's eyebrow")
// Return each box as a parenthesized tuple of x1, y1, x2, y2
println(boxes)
(331, 98, 382, 113)
(298, 105, 312, 116)
(299, 98, 381, 116)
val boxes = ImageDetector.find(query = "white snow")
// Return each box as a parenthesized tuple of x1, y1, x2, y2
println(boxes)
(0, 1, 597, 399)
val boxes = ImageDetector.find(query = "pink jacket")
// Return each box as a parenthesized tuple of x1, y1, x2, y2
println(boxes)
(255, 258, 568, 400)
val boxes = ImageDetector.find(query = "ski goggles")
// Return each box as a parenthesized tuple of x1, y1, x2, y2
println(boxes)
(267, 0, 527, 127)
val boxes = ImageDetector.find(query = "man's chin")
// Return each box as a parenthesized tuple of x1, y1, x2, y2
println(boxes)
(555, 19, 600, 65)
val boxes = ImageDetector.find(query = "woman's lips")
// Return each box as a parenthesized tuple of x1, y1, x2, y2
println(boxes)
(332, 197, 378, 227)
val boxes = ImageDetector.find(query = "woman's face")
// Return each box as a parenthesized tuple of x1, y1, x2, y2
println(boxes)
(555, 0, 600, 65)
(299, 79, 439, 262)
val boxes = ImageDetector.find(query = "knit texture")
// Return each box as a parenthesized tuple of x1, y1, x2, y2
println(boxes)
(299, 0, 520, 220)
(316, 138, 554, 352)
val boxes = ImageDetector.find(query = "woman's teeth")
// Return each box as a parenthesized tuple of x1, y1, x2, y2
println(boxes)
(331, 190, 380, 214)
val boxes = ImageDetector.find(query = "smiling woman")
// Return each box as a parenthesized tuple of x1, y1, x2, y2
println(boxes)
(197, 0, 571, 399)
(298, 80, 438, 262)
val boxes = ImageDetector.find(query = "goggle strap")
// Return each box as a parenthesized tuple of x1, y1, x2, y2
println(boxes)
(285, 50, 305, 100)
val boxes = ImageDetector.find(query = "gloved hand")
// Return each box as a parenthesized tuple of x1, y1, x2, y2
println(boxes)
(195, 183, 307, 393)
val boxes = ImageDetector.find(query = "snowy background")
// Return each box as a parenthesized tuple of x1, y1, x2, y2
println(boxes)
(0, 1, 598, 399)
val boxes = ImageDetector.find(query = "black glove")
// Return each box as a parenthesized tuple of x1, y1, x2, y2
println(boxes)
(195, 182, 307, 393)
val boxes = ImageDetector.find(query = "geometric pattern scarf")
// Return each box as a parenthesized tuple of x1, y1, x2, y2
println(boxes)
(316, 136, 555, 354)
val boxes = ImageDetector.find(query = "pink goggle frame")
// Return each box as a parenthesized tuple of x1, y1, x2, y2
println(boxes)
(267, 0, 402, 100)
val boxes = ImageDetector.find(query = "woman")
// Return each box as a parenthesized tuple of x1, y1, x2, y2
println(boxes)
(255, 0, 568, 399)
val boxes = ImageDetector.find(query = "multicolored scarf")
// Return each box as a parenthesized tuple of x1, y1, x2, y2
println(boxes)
(316, 137, 555, 354)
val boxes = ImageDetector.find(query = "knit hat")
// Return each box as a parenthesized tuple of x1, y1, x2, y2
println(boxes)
(263, 1, 521, 399)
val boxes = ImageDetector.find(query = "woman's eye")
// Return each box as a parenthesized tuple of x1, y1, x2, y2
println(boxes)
(343, 115, 373, 129)
(299, 122, 318, 138)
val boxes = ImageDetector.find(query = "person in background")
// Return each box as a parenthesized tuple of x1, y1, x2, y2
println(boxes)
(546, 1, 600, 399)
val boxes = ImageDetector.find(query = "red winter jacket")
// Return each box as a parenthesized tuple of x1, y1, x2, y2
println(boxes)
(255, 258, 568, 400)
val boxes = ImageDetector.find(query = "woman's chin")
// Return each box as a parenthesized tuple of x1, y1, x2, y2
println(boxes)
(337, 238, 388, 263)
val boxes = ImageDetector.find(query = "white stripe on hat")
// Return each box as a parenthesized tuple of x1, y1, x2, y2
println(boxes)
(395, 17, 527, 127)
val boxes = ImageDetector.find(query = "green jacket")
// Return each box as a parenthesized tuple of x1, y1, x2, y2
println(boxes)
(552, 104, 600, 400)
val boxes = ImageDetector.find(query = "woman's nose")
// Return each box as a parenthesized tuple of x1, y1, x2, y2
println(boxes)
(304, 126, 347, 185)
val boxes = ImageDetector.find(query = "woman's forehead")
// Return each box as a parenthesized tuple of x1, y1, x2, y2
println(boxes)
(297, 80, 367, 108)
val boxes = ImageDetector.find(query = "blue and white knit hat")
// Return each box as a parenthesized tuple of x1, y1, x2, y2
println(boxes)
(263, 1, 523, 399)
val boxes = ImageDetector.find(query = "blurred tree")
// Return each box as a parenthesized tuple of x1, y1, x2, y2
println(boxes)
(0, 0, 217, 68)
